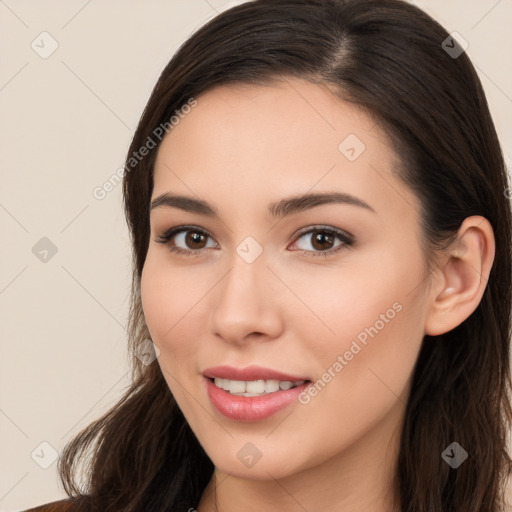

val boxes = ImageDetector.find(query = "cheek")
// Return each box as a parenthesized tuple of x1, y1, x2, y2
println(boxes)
(140, 256, 216, 366)
(288, 279, 424, 463)
(140, 261, 198, 407)
(140, 265, 175, 341)
(287, 246, 427, 383)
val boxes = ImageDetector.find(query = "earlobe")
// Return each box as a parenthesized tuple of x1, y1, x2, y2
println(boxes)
(424, 216, 495, 336)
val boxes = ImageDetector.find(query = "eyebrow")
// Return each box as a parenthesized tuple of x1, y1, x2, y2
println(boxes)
(150, 191, 376, 218)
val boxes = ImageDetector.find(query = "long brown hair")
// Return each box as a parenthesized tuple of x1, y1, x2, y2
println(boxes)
(58, 1, 512, 510)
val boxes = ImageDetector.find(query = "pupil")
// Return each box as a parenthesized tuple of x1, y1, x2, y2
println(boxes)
(187, 232, 205, 248)
(313, 232, 333, 250)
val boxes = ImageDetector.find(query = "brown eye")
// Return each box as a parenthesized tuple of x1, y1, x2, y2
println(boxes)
(185, 231, 208, 249)
(291, 226, 354, 258)
(310, 231, 336, 251)
(155, 226, 217, 256)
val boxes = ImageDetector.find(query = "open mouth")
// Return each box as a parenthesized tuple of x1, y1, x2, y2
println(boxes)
(208, 377, 311, 397)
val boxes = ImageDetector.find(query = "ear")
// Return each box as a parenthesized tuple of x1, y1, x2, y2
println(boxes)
(424, 216, 495, 336)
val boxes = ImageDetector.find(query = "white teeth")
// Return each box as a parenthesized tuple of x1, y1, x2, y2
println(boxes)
(213, 377, 306, 396)
(229, 380, 246, 394)
(264, 379, 280, 393)
(246, 379, 265, 393)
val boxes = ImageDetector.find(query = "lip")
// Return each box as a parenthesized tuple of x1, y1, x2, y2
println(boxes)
(204, 376, 310, 422)
(202, 365, 310, 382)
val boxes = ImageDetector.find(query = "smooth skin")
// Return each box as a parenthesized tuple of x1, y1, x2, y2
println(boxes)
(140, 77, 495, 512)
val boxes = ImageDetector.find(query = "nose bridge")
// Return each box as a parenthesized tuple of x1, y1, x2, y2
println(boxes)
(218, 245, 267, 312)
(209, 241, 282, 342)
(219, 231, 268, 298)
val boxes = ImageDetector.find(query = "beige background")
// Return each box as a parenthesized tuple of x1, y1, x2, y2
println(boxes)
(0, 1, 510, 511)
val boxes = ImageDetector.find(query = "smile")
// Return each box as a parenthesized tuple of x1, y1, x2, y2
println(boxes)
(204, 376, 311, 421)
(212, 377, 306, 397)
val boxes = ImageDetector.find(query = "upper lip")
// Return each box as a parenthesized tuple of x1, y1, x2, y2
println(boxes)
(203, 365, 310, 382)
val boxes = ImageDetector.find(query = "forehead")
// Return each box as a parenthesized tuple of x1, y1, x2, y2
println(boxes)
(156, 78, 379, 170)
(152, 78, 419, 224)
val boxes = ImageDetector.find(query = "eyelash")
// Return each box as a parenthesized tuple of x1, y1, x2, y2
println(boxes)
(155, 224, 355, 259)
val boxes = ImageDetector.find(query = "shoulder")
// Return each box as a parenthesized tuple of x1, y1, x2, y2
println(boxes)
(22, 498, 79, 512)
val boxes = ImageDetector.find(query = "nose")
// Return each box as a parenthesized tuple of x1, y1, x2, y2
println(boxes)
(209, 251, 284, 346)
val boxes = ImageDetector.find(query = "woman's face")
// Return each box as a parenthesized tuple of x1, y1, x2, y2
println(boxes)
(141, 78, 432, 480)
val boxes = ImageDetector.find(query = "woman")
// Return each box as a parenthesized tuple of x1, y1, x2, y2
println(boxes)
(25, 0, 512, 510)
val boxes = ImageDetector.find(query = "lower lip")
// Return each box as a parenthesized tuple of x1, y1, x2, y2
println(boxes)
(205, 377, 310, 422)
